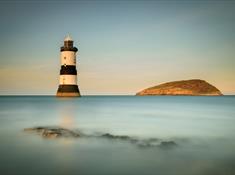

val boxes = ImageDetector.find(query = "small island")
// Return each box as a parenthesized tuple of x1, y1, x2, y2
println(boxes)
(136, 79, 223, 96)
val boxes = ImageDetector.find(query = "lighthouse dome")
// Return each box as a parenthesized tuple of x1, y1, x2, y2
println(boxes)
(64, 35, 73, 41)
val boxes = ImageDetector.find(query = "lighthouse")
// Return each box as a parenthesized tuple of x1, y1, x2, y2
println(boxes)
(56, 35, 81, 97)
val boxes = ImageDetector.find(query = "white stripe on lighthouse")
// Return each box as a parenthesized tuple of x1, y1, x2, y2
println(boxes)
(59, 75, 77, 85)
(61, 51, 76, 66)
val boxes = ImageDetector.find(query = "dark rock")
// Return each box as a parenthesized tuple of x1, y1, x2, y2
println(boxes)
(158, 141, 177, 149)
(24, 126, 80, 138)
(101, 133, 131, 140)
(24, 127, 177, 149)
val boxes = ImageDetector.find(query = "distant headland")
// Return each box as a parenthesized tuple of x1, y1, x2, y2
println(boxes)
(136, 79, 223, 96)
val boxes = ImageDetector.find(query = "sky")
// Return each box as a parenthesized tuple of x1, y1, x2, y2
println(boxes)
(0, 0, 235, 95)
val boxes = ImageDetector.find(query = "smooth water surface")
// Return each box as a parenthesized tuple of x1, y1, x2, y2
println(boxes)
(0, 96, 235, 175)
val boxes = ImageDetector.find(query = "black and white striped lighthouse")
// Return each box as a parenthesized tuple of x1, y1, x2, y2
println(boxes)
(56, 36, 81, 97)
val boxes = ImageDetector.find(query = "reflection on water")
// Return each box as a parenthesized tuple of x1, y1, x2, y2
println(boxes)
(0, 96, 235, 175)
(59, 106, 76, 129)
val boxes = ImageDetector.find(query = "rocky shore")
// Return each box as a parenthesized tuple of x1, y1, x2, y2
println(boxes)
(24, 126, 80, 138)
(24, 126, 177, 149)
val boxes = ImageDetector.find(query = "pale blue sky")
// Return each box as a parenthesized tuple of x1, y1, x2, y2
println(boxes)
(0, 0, 235, 95)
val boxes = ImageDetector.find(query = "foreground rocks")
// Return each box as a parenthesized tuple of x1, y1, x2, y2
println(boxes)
(158, 141, 177, 149)
(24, 126, 177, 149)
(24, 126, 80, 138)
(101, 133, 177, 149)
(136, 79, 222, 96)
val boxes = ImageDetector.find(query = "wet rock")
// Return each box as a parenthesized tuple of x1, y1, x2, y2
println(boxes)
(24, 127, 177, 149)
(101, 133, 141, 144)
(100, 133, 177, 149)
(24, 126, 80, 138)
(158, 141, 177, 149)
(137, 138, 160, 148)
(101, 133, 131, 140)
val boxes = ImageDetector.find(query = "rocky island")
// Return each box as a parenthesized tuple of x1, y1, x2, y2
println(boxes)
(136, 79, 222, 96)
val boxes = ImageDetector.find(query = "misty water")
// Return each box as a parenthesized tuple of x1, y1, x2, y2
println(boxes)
(0, 96, 235, 175)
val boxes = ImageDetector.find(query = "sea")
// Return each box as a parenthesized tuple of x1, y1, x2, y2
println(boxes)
(0, 96, 235, 175)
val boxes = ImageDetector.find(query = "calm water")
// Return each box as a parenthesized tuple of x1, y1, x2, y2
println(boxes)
(0, 96, 235, 175)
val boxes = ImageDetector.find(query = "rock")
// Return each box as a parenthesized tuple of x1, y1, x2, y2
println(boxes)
(136, 79, 222, 96)
(24, 126, 80, 138)
(101, 133, 177, 149)
(101, 133, 131, 140)
(24, 127, 177, 149)
(158, 141, 177, 149)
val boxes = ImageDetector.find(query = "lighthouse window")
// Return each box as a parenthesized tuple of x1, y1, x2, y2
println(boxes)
(64, 57, 66, 60)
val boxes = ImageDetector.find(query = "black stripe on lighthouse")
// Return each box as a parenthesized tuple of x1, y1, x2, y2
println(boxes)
(60, 47, 78, 52)
(60, 65, 77, 75)
(57, 85, 80, 93)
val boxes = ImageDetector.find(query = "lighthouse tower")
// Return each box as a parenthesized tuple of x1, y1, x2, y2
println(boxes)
(56, 35, 81, 97)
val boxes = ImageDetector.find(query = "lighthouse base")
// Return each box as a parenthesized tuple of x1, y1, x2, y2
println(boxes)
(56, 85, 81, 97)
